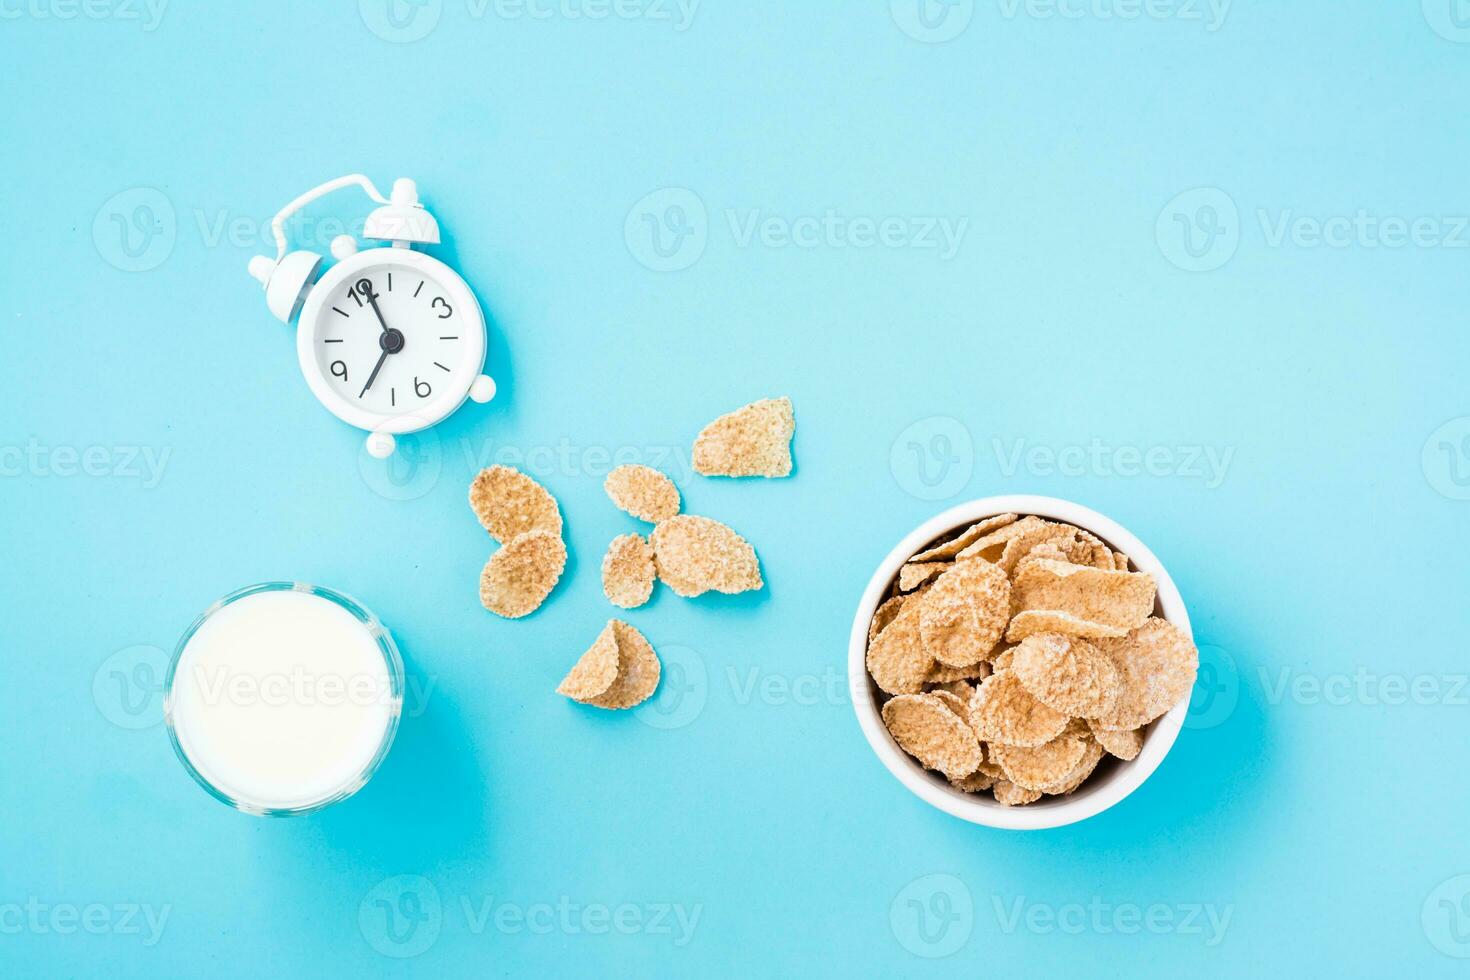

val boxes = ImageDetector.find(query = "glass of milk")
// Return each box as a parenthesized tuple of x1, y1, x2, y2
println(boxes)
(165, 582, 404, 815)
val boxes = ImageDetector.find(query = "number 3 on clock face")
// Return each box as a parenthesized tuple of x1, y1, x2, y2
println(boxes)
(295, 247, 489, 438)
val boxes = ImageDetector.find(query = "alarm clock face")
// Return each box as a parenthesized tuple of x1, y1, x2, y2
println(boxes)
(296, 248, 486, 434)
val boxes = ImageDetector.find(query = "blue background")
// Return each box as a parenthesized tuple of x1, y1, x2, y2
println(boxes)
(4, 1, 1469, 975)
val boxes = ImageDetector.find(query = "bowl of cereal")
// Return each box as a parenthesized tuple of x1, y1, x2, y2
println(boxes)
(848, 495, 1198, 830)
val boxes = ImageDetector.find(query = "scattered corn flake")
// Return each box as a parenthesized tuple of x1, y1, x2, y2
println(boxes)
(1005, 609, 1129, 643)
(604, 464, 681, 523)
(1037, 739, 1105, 795)
(469, 465, 563, 544)
(586, 620, 662, 709)
(954, 515, 1048, 562)
(881, 694, 981, 781)
(899, 561, 949, 592)
(650, 514, 762, 597)
(917, 560, 1010, 667)
(1089, 617, 1198, 732)
(1089, 721, 1145, 761)
(602, 533, 656, 609)
(1113, 551, 1131, 572)
(993, 734, 1089, 792)
(990, 647, 1016, 672)
(692, 396, 795, 478)
(866, 600, 932, 695)
(479, 529, 567, 618)
(1013, 558, 1157, 632)
(992, 778, 1043, 806)
(910, 514, 1019, 563)
(966, 671, 1070, 748)
(556, 621, 622, 703)
(1010, 632, 1121, 718)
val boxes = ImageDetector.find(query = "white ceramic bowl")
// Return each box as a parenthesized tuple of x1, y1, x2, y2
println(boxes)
(849, 495, 1193, 830)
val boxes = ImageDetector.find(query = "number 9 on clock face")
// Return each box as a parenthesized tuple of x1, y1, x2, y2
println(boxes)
(295, 247, 487, 436)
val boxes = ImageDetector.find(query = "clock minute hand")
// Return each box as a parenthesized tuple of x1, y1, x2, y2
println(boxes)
(359, 347, 389, 398)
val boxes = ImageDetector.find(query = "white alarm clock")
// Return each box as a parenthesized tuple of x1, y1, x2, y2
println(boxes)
(246, 174, 495, 458)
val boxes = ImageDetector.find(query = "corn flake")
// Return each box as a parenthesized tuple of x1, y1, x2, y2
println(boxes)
(1013, 558, 1157, 633)
(992, 734, 1089, 791)
(692, 396, 795, 478)
(602, 533, 656, 609)
(479, 529, 567, 618)
(469, 465, 563, 544)
(881, 694, 982, 781)
(651, 515, 762, 597)
(1010, 632, 1121, 718)
(604, 464, 681, 524)
(1088, 617, 1198, 732)
(586, 620, 662, 709)
(917, 560, 1010, 667)
(966, 671, 1069, 748)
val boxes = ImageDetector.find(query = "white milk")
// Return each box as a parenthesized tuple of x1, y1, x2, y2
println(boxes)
(168, 587, 400, 813)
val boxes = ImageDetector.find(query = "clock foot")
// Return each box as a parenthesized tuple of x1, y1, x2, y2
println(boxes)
(470, 374, 496, 404)
(365, 432, 396, 459)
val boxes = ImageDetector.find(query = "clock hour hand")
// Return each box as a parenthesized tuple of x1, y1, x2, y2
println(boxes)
(358, 278, 391, 335)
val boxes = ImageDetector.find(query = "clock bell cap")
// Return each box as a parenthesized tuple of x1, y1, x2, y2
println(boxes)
(248, 249, 323, 323)
(364, 177, 440, 246)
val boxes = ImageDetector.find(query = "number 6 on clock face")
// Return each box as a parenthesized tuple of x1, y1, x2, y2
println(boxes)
(295, 246, 489, 444)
